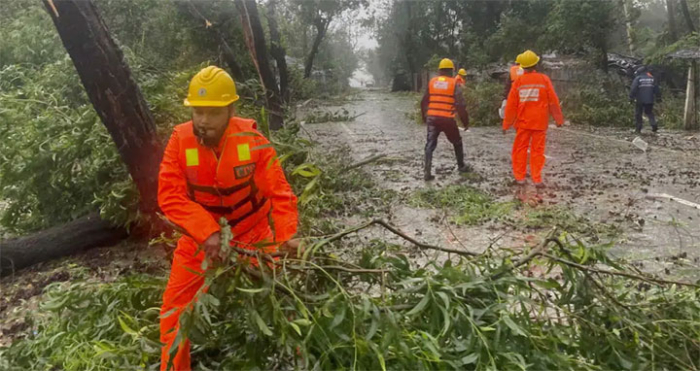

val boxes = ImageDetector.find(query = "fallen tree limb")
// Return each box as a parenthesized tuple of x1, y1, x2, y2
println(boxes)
(488, 230, 558, 280)
(541, 253, 700, 289)
(314, 219, 479, 258)
(229, 246, 385, 274)
(343, 154, 387, 171)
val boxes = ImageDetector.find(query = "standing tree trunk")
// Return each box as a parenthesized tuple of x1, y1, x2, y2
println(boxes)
(2, 0, 164, 275)
(235, 0, 284, 131)
(684, 62, 698, 130)
(678, 0, 696, 33)
(185, 0, 245, 82)
(666, 0, 679, 42)
(621, 0, 636, 55)
(266, 0, 290, 103)
(43, 0, 162, 214)
(304, 17, 330, 79)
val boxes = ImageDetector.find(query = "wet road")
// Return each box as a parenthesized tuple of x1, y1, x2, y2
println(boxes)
(304, 90, 700, 274)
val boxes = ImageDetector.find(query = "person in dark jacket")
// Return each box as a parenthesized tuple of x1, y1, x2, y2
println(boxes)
(629, 66, 661, 134)
(421, 58, 470, 181)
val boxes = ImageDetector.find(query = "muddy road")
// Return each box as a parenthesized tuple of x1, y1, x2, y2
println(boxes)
(303, 90, 700, 276)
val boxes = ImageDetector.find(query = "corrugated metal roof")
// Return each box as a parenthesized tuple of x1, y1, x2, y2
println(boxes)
(667, 48, 700, 60)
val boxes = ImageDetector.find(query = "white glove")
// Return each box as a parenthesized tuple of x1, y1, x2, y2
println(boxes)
(498, 100, 506, 119)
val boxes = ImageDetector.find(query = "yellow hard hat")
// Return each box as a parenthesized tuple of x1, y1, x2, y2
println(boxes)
(515, 53, 524, 65)
(184, 66, 240, 107)
(458, 68, 467, 76)
(438, 58, 455, 70)
(519, 50, 540, 68)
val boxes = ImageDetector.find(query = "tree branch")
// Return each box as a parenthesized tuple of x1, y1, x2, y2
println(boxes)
(541, 253, 700, 289)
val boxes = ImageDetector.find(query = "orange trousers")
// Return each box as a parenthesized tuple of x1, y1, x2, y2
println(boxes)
(160, 224, 273, 371)
(512, 128, 547, 183)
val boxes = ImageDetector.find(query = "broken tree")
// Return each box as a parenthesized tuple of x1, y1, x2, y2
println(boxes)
(235, 0, 285, 131)
(1, 0, 163, 275)
(267, 0, 290, 103)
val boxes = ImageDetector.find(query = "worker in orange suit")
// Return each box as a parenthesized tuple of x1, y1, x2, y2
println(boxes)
(157, 66, 299, 371)
(421, 58, 471, 181)
(500, 53, 524, 119)
(502, 50, 564, 189)
(455, 68, 467, 86)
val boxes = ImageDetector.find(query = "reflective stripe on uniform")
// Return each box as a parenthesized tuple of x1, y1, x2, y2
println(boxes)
(185, 148, 199, 166)
(237, 143, 251, 161)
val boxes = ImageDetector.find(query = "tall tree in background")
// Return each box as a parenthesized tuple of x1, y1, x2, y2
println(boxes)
(267, 0, 290, 103)
(235, 0, 284, 130)
(666, 0, 679, 41)
(544, 0, 618, 72)
(621, 0, 636, 55)
(293, 0, 366, 79)
(678, 0, 697, 33)
(184, 0, 246, 82)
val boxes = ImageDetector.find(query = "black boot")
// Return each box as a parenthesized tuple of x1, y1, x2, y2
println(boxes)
(454, 143, 470, 173)
(424, 152, 435, 181)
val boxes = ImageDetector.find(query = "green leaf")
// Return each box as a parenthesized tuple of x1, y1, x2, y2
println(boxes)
(293, 319, 313, 327)
(289, 322, 302, 336)
(372, 345, 387, 371)
(236, 287, 265, 294)
(118, 315, 138, 336)
(406, 294, 431, 317)
(502, 315, 528, 337)
(461, 353, 479, 365)
(251, 310, 272, 336)
(330, 307, 346, 329)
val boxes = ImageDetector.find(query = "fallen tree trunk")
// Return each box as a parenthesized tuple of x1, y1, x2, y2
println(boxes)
(0, 213, 127, 276)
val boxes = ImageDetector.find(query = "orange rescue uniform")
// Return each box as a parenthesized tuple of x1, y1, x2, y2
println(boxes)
(157, 117, 298, 371)
(426, 76, 457, 118)
(509, 65, 523, 82)
(455, 75, 465, 87)
(502, 70, 564, 184)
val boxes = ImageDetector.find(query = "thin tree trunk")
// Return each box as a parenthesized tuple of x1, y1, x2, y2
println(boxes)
(304, 17, 329, 79)
(666, 0, 679, 42)
(42, 0, 161, 215)
(186, 0, 245, 82)
(235, 0, 284, 131)
(621, 0, 635, 55)
(599, 43, 609, 73)
(678, 0, 696, 33)
(684, 62, 698, 130)
(266, 0, 290, 103)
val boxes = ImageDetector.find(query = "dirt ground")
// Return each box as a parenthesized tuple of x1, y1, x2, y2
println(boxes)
(302, 90, 700, 277)
(0, 241, 166, 346)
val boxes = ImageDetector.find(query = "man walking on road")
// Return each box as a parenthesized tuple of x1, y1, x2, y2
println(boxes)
(421, 58, 471, 181)
(630, 66, 661, 134)
(502, 50, 564, 189)
(157, 66, 299, 371)
(456, 68, 467, 87)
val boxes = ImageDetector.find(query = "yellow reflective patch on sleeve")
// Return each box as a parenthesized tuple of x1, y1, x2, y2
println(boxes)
(185, 148, 199, 166)
(237, 143, 251, 161)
